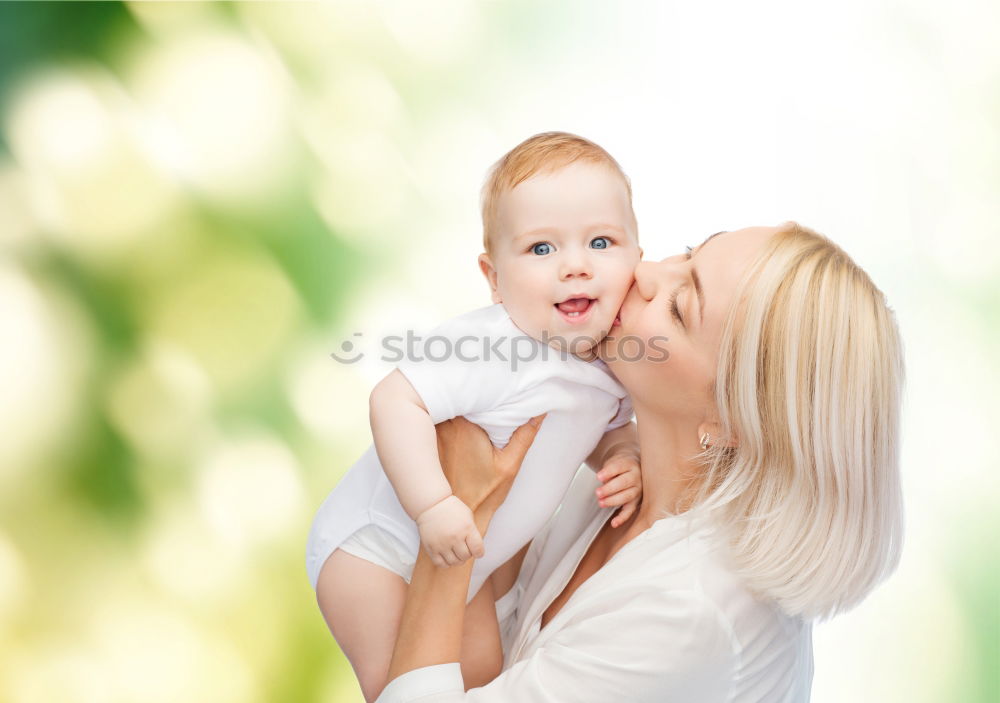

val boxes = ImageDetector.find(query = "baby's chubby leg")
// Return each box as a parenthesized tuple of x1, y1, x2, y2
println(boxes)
(317, 548, 509, 698)
(316, 549, 407, 703)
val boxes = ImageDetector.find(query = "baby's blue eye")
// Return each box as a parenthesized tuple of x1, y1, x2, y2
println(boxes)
(531, 242, 553, 256)
(590, 237, 611, 249)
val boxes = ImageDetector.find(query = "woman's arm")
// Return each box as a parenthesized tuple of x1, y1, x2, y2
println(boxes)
(379, 584, 737, 703)
(385, 415, 545, 681)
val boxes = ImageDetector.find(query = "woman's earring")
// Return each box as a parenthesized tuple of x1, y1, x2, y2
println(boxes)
(700, 433, 710, 450)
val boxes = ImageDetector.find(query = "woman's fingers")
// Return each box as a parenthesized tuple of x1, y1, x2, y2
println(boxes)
(498, 414, 546, 476)
(435, 417, 495, 490)
(475, 414, 545, 517)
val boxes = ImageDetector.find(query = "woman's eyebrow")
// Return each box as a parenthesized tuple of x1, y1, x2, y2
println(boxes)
(694, 230, 726, 255)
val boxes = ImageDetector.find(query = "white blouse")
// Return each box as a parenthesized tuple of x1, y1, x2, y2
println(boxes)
(376, 468, 814, 703)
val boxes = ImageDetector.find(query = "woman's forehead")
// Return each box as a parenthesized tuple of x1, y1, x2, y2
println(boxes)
(697, 226, 777, 332)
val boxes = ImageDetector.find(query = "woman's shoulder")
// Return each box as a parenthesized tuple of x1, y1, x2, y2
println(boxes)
(647, 517, 811, 640)
(685, 530, 815, 699)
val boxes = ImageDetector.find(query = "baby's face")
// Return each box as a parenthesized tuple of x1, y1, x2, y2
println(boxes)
(480, 161, 641, 357)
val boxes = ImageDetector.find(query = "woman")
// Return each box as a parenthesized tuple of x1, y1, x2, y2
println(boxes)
(375, 223, 905, 702)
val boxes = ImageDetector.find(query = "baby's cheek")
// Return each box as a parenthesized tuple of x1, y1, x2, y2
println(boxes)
(613, 259, 638, 285)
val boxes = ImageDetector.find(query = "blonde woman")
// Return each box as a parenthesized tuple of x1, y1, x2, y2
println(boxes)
(375, 223, 905, 702)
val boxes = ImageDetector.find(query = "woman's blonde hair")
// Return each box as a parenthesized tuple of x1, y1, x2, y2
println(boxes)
(697, 222, 905, 620)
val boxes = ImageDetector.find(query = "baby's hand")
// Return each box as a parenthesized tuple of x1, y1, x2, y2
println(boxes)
(595, 451, 642, 528)
(416, 495, 485, 568)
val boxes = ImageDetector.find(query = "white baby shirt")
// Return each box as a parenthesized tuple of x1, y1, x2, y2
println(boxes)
(305, 303, 633, 601)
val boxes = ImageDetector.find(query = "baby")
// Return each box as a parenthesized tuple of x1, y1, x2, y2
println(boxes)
(306, 132, 644, 701)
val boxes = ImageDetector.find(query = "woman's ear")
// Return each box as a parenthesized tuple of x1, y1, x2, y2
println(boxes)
(478, 253, 502, 304)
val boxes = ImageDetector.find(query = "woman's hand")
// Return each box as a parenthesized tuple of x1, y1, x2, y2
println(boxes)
(435, 414, 546, 534)
(385, 414, 545, 684)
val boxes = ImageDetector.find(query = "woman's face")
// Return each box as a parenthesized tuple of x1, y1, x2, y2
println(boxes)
(599, 226, 779, 420)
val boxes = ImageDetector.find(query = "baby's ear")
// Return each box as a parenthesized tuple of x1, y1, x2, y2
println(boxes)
(478, 253, 502, 304)
(638, 246, 644, 260)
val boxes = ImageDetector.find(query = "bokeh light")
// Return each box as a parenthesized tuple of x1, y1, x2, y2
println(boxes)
(5, 67, 181, 265)
(129, 30, 300, 207)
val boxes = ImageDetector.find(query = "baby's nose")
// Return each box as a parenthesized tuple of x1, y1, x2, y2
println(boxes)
(559, 250, 593, 279)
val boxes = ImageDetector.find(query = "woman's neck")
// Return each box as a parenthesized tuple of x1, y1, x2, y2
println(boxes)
(627, 407, 705, 534)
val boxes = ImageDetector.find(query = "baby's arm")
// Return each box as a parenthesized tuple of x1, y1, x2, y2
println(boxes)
(585, 421, 642, 528)
(370, 369, 484, 566)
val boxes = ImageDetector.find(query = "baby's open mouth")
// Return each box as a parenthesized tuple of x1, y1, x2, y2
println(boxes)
(555, 297, 595, 321)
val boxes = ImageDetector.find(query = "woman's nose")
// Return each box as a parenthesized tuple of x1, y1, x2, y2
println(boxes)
(633, 261, 661, 300)
(633, 259, 681, 300)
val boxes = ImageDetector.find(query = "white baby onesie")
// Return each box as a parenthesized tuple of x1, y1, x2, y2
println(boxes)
(305, 303, 633, 602)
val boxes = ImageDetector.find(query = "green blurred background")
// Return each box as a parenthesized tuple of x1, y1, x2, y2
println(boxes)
(0, 2, 996, 702)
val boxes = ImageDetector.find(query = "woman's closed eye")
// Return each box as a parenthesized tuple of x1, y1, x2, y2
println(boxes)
(667, 244, 696, 327)
(669, 288, 684, 327)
